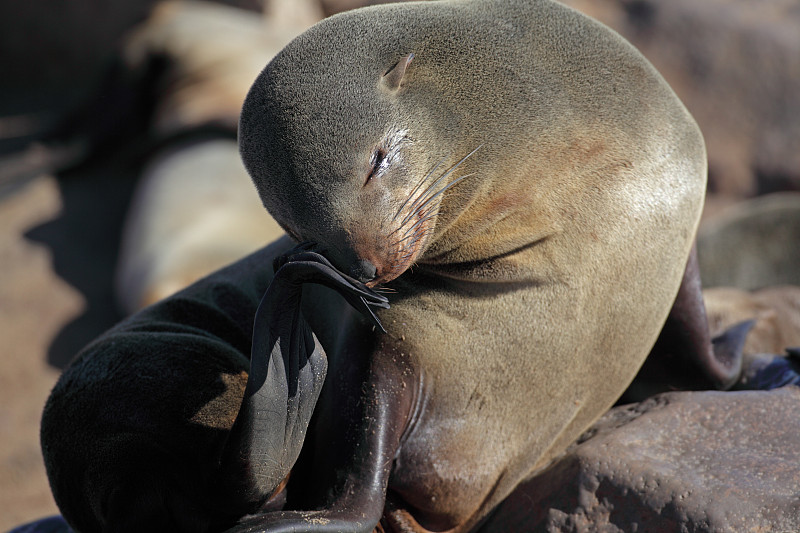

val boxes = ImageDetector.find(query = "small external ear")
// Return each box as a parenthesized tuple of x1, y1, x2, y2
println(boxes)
(381, 52, 414, 91)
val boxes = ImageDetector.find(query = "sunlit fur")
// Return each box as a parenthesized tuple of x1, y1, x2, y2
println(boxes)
(238, 0, 708, 530)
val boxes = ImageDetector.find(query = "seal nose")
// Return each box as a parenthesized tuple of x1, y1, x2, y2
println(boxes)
(349, 259, 377, 283)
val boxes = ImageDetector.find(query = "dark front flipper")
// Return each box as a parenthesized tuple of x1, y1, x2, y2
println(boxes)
(626, 246, 750, 401)
(710, 319, 755, 379)
(271, 244, 389, 332)
(221, 255, 416, 533)
(223, 343, 414, 533)
(216, 247, 389, 514)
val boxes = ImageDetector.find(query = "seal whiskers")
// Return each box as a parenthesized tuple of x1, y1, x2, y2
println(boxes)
(379, 151, 480, 283)
(394, 146, 482, 230)
(391, 158, 446, 223)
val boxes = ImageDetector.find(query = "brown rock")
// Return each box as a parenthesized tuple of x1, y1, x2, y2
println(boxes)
(481, 388, 800, 532)
(697, 193, 800, 290)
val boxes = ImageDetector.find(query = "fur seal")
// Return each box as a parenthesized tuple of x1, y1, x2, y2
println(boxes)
(697, 192, 800, 290)
(114, 0, 324, 312)
(41, 1, 738, 532)
(704, 285, 800, 356)
(703, 285, 800, 390)
(237, 0, 713, 530)
(115, 137, 284, 312)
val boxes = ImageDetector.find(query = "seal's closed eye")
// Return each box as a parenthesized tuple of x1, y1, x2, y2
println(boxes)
(365, 148, 386, 186)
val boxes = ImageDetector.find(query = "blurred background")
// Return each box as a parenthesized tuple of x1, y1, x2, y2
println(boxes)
(0, 0, 798, 529)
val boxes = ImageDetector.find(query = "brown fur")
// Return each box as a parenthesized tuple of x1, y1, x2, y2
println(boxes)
(239, 0, 706, 530)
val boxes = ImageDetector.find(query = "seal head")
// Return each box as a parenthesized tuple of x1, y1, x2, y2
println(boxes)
(239, 3, 549, 286)
(240, 23, 437, 285)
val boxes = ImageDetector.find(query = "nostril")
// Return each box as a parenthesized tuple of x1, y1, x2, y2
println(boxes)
(350, 259, 377, 283)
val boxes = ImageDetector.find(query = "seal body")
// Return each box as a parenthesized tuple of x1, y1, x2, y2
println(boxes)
(116, 137, 285, 312)
(239, 0, 706, 530)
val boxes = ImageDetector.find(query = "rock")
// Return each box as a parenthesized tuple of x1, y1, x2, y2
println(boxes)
(561, 0, 800, 198)
(480, 388, 800, 532)
(697, 193, 800, 290)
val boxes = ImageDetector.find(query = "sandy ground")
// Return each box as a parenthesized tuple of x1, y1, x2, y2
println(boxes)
(0, 144, 141, 530)
(0, 176, 76, 530)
